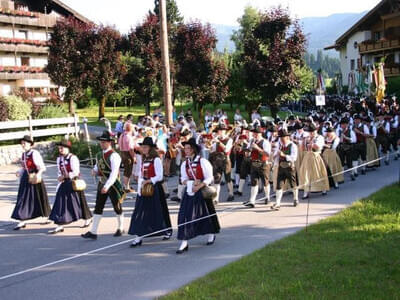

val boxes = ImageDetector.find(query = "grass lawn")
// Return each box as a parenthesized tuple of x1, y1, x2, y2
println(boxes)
(76, 101, 297, 128)
(163, 184, 400, 300)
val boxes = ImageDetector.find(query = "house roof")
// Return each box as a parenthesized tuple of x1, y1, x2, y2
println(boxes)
(50, 0, 91, 24)
(324, 0, 390, 50)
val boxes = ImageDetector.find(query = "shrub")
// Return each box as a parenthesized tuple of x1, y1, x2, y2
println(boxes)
(76, 88, 98, 109)
(386, 77, 400, 97)
(2, 95, 32, 120)
(0, 98, 8, 121)
(37, 105, 67, 119)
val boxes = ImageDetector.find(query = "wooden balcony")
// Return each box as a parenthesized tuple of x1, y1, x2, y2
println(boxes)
(359, 39, 400, 54)
(0, 13, 57, 28)
(0, 72, 48, 80)
(0, 43, 48, 54)
(383, 67, 400, 77)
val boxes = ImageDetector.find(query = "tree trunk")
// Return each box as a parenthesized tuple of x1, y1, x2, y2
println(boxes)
(68, 97, 75, 114)
(270, 103, 279, 120)
(98, 96, 106, 120)
(145, 98, 150, 116)
(198, 102, 204, 127)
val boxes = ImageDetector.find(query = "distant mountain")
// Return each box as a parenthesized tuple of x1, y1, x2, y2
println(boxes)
(213, 11, 368, 57)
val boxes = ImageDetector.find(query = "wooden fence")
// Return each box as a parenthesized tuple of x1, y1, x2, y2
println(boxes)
(0, 114, 80, 142)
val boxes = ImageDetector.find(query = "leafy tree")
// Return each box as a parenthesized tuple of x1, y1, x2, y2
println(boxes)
(241, 6, 307, 118)
(125, 14, 162, 115)
(153, 0, 183, 25)
(46, 17, 95, 114)
(84, 25, 125, 119)
(231, 6, 261, 53)
(173, 22, 229, 121)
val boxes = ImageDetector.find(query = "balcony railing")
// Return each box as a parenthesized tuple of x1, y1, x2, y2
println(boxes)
(384, 66, 400, 77)
(0, 66, 45, 73)
(0, 13, 57, 28)
(0, 72, 48, 80)
(0, 37, 48, 46)
(0, 43, 48, 54)
(359, 39, 400, 53)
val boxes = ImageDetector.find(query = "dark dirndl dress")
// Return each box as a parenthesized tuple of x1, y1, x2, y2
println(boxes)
(11, 170, 51, 221)
(128, 182, 172, 237)
(49, 179, 92, 225)
(177, 188, 220, 241)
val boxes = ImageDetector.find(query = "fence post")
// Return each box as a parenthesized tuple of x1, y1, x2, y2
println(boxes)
(28, 116, 33, 139)
(73, 113, 79, 139)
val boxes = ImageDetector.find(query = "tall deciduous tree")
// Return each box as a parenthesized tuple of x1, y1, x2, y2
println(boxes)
(125, 14, 162, 115)
(84, 25, 124, 119)
(173, 22, 229, 121)
(241, 7, 307, 118)
(46, 17, 94, 114)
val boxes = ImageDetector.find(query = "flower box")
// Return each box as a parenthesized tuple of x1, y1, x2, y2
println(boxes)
(382, 41, 390, 48)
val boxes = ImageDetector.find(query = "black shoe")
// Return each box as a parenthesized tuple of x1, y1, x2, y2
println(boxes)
(361, 169, 366, 175)
(293, 200, 298, 207)
(351, 175, 355, 181)
(395, 155, 399, 161)
(176, 245, 189, 254)
(322, 191, 327, 196)
(206, 236, 216, 246)
(165, 193, 170, 199)
(81, 231, 97, 240)
(234, 191, 242, 196)
(233, 184, 239, 189)
(264, 198, 269, 205)
(354, 173, 358, 177)
(162, 234, 172, 241)
(113, 229, 125, 237)
(13, 224, 26, 230)
(130, 240, 142, 248)
(244, 203, 255, 208)
(226, 195, 234, 202)
(220, 182, 225, 186)
(173, 188, 178, 193)
(385, 160, 389, 166)
(170, 196, 180, 203)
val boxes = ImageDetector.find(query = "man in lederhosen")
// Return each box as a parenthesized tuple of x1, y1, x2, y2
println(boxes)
(243, 127, 271, 208)
(375, 113, 391, 165)
(353, 114, 368, 175)
(271, 129, 298, 210)
(336, 118, 357, 180)
(82, 131, 126, 240)
(209, 124, 235, 203)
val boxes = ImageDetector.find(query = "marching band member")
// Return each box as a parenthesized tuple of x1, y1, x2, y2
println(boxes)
(353, 115, 368, 175)
(177, 138, 220, 254)
(243, 127, 271, 208)
(363, 116, 379, 169)
(271, 129, 298, 210)
(322, 127, 344, 189)
(12, 135, 51, 230)
(375, 113, 390, 165)
(209, 124, 234, 203)
(299, 124, 330, 199)
(337, 118, 358, 180)
(129, 137, 172, 247)
(81, 131, 126, 240)
(48, 139, 92, 234)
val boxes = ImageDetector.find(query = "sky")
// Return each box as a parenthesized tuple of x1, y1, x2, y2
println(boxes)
(62, 0, 382, 33)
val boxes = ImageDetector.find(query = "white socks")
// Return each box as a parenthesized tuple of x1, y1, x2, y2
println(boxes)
(117, 213, 124, 231)
(213, 184, 221, 203)
(264, 184, 270, 202)
(162, 182, 169, 194)
(227, 182, 234, 196)
(84, 218, 92, 226)
(90, 214, 102, 235)
(352, 161, 358, 175)
(235, 174, 240, 186)
(293, 189, 298, 202)
(177, 184, 184, 200)
(276, 189, 283, 207)
(249, 185, 258, 205)
(178, 240, 188, 251)
(207, 234, 215, 243)
(238, 179, 245, 193)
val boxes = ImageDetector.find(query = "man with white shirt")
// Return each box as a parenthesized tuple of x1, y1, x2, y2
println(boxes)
(243, 127, 271, 208)
(271, 129, 298, 210)
(337, 118, 357, 180)
(82, 131, 126, 240)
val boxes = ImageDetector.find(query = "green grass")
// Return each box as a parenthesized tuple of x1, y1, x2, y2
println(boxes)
(76, 101, 298, 128)
(163, 184, 400, 300)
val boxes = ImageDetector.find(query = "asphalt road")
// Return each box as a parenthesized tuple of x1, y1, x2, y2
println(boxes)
(0, 157, 398, 300)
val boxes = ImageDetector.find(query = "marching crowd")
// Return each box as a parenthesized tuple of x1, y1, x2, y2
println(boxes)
(10, 96, 400, 254)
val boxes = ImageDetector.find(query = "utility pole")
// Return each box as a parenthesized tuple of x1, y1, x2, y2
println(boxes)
(159, 0, 173, 126)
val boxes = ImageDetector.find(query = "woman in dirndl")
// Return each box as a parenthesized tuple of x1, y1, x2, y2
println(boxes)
(11, 135, 51, 230)
(128, 137, 172, 247)
(299, 124, 330, 199)
(322, 127, 344, 189)
(48, 139, 92, 234)
(176, 138, 220, 254)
